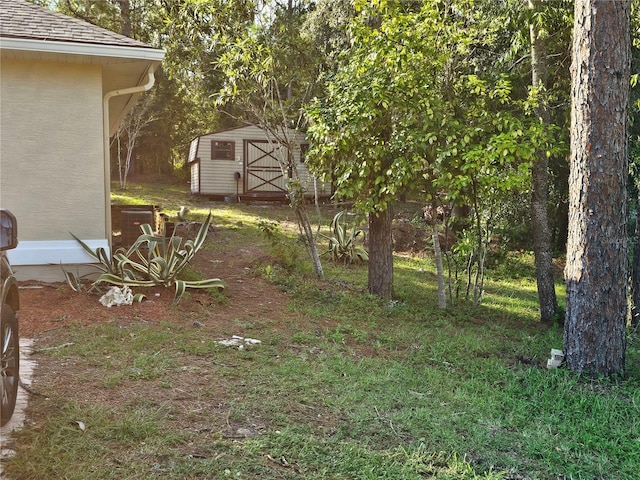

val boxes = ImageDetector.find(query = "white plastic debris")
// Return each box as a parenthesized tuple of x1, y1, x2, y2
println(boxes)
(99, 286, 134, 308)
(217, 335, 262, 349)
(546, 348, 565, 369)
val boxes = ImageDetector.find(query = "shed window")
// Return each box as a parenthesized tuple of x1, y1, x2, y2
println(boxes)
(211, 140, 235, 160)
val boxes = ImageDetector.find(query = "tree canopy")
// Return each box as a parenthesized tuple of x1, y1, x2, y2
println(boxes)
(40, 0, 640, 320)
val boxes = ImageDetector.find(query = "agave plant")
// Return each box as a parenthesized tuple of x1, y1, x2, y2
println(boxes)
(65, 212, 224, 304)
(63, 234, 134, 293)
(320, 211, 369, 264)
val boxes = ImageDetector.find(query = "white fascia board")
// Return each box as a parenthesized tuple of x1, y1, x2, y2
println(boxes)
(0, 37, 165, 62)
(7, 239, 109, 266)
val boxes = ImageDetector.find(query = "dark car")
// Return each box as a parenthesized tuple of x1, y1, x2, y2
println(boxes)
(1, 209, 19, 427)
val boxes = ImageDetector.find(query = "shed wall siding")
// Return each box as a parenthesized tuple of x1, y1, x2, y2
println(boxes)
(0, 58, 106, 241)
(196, 128, 245, 196)
(190, 160, 200, 194)
(189, 137, 200, 193)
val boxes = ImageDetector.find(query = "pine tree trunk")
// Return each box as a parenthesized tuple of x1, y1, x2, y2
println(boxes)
(368, 207, 393, 299)
(631, 193, 640, 328)
(564, 0, 631, 376)
(117, 0, 131, 37)
(529, 0, 558, 323)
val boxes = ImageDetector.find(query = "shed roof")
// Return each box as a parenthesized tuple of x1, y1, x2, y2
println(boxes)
(193, 124, 307, 141)
(0, 0, 151, 49)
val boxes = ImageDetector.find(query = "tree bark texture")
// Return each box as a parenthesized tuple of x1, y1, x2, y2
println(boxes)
(529, 0, 558, 323)
(117, 0, 131, 37)
(564, 0, 631, 375)
(368, 207, 394, 299)
(294, 202, 324, 279)
(631, 194, 640, 328)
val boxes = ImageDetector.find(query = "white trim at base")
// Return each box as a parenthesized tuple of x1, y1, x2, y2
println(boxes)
(6, 239, 109, 266)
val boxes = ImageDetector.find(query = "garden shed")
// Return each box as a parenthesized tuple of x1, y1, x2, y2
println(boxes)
(188, 125, 332, 201)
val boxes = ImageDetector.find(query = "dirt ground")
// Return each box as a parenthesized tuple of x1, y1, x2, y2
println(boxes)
(17, 244, 291, 339)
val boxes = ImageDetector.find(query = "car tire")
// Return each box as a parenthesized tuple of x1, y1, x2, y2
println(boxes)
(1, 303, 19, 427)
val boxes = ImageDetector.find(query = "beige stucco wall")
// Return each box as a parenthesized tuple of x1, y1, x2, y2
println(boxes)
(0, 58, 106, 242)
(0, 58, 109, 281)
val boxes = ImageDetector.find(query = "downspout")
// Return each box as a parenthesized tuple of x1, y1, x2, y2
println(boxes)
(102, 71, 156, 246)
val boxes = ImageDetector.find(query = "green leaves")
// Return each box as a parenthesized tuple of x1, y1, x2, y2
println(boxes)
(430, 73, 565, 208)
(66, 212, 224, 305)
(308, 1, 539, 213)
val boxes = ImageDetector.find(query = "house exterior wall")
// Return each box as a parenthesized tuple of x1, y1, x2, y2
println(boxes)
(189, 125, 331, 198)
(0, 58, 107, 280)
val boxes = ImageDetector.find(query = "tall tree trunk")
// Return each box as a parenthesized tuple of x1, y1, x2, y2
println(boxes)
(118, 0, 131, 37)
(564, 0, 631, 376)
(368, 207, 393, 299)
(529, 0, 558, 323)
(632, 200, 640, 328)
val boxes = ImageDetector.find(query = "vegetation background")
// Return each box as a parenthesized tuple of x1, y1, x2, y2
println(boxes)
(5, 1, 640, 477)
(32, 0, 638, 203)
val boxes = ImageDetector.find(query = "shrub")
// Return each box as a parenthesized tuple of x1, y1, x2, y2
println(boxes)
(321, 211, 369, 264)
(257, 219, 301, 270)
(65, 212, 224, 304)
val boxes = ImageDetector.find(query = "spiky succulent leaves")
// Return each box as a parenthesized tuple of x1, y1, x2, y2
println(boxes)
(320, 211, 344, 260)
(94, 273, 157, 288)
(113, 235, 176, 283)
(62, 269, 83, 292)
(350, 227, 369, 262)
(171, 213, 224, 303)
(133, 213, 211, 281)
(68, 233, 120, 275)
(92, 212, 224, 304)
(65, 234, 135, 291)
(322, 211, 368, 264)
(191, 212, 212, 251)
(69, 232, 102, 263)
(132, 293, 146, 303)
(173, 277, 224, 305)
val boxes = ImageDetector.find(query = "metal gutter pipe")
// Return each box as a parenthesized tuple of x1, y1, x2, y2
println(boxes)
(102, 70, 156, 247)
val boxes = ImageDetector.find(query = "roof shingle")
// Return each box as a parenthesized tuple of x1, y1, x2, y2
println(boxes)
(0, 0, 153, 49)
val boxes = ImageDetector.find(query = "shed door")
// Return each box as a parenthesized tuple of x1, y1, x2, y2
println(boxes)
(244, 140, 290, 194)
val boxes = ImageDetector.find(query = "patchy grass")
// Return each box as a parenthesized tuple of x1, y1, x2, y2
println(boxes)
(4, 181, 640, 479)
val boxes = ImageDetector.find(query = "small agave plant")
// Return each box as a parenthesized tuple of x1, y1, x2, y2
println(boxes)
(320, 210, 369, 265)
(65, 212, 224, 304)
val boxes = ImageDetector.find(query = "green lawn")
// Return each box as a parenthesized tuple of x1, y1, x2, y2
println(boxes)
(4, 180, 639, 479)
